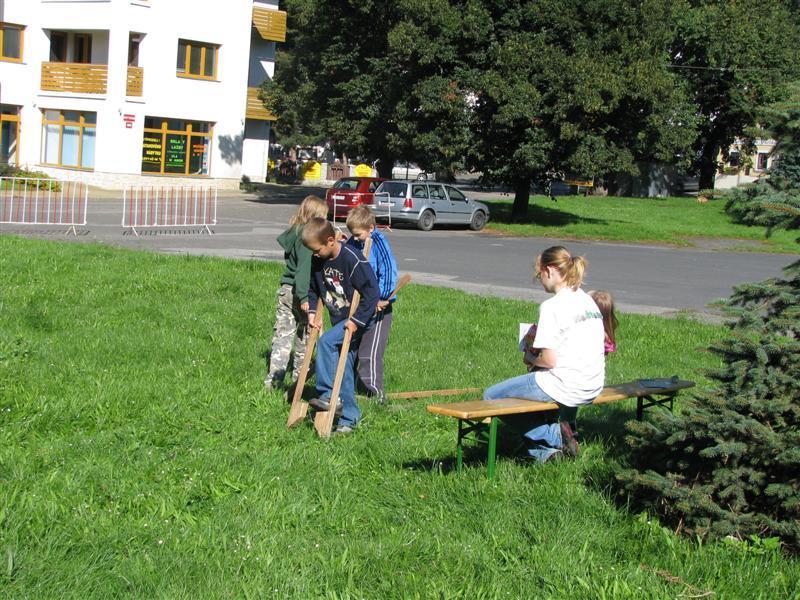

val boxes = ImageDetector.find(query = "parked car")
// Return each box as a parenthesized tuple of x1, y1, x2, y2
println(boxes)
(325, 177, 386, 219)
(371, 181, 489, 231)
(392, 162, 435, 181)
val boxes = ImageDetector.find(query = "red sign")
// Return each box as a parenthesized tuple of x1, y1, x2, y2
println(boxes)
(123, 114, 136, 129)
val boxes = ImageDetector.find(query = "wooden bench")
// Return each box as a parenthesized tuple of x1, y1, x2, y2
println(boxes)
(426, 379, 695, 479)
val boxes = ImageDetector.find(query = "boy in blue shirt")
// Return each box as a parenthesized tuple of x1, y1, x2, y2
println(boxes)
(345, 205, 398, 404)
(302, 217, 379, 434)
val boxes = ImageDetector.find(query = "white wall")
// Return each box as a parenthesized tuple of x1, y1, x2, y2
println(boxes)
(1, 0, 278, 188)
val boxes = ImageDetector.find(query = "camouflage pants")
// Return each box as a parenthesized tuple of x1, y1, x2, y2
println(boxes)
(267, 284, 309, 383)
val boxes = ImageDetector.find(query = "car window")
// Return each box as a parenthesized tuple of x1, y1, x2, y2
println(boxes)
(367, 181, 381, 193)
(412, 184, 428, 199)
(447, 186, 467, 202)
(376, 182, 408, 197)
(334, 179, 359, 191)
(428, 185, 446, 199)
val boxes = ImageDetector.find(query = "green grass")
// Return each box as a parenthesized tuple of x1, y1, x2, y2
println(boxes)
(484, 195, 800, 253)
(1, 235, 798, 598)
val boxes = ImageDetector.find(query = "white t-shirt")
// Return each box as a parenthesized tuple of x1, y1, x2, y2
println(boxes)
(533, 288, 605, 406)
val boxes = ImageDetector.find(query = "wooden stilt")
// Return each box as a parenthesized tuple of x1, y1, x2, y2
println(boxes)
(286, 300, 323, 428)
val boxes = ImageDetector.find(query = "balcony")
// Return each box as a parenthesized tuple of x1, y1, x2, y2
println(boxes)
(127, 66, 143, 96)
(41, 62, 108, 94)
(252, 7, 286, 42)
(246, 87, 277, 121)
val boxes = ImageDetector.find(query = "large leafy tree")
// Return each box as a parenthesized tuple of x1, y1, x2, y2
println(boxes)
(672, 0, 800, 190)
(263, 0, 485, 178)
(468, 0, 697, 220)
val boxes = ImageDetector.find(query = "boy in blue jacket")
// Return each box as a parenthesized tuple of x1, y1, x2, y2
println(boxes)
(302, 217, 379, 434)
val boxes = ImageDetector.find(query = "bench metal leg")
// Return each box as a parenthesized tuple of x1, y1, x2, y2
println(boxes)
(487, 417, 498, 480)
(637, 393, 677, 420)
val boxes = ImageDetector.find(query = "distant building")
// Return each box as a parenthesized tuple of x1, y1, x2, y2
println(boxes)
(0, 0, 285, 188)
(715, 138, 777, 189)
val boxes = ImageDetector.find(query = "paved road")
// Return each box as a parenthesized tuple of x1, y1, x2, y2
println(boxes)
(2, 183, 795, 319)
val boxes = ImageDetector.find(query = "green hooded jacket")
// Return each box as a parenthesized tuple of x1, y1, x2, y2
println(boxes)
(277, 225, 313, 304)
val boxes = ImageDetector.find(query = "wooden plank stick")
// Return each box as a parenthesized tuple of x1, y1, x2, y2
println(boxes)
(286, 299, 324, 428)
(313, 237, 373, 438)
(386, 387, 483, 400)
(388, 273, 411, 299)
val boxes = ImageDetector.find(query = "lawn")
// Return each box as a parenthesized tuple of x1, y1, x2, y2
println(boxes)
(483, 194, 800, 254)
(1, 235, 798, 598)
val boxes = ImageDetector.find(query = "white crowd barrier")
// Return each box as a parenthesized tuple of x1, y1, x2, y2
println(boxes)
(122, 186, 217, 235)
(0, 177, 88, 235)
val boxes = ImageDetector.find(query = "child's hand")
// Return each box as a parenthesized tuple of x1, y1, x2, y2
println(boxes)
(344, 320, 357, 334)
(308, 317, 321, 332)
(376, 300, 390, 312)
(300, 301, 309, 313)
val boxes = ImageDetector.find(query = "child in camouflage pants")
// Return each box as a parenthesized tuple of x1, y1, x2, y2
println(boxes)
(265, 195, 328, 390)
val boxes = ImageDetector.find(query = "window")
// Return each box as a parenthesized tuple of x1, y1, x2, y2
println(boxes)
(49, 31, 67, 62)
(428, 185, 446, 200)
(128, 33, 142, 66)
(367, 181, 381, 193)
(333, 178, 359, 191)
(141, 117, 212, 176)
(40, 110, 96, 170)
(447, 186, 466, 202)
(176, 39, 218, 80)
(1, 106, 21, 166)
(757, 152, 769, 171)
(411, 184, 428, 199)
(0, 23, 24, 62)
(727, 152, 740, 167)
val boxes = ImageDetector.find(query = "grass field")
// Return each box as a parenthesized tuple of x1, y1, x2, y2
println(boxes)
(482, 195, 800, 254)
(1, 235, 798, 598)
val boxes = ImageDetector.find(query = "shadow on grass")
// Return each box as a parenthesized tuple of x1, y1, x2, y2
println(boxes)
(482, 199, 609, 226)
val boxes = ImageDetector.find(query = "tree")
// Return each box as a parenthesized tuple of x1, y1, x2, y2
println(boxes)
(618, 91, 800, 550)
(671, 0, 800, 190)
(262, 0, 484, 178)
(468, 0, 697, 221)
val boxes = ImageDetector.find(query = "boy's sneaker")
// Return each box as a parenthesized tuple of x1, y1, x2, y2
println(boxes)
(559, 421, 580, 458)
(308, 397, 343, 416)
(333, 424, 354, 435)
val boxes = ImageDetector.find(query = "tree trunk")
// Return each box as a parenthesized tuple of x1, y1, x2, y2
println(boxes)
(375, 152, 395, 179)
(698, 141, 720, 190)
(511, 177, 532, 222)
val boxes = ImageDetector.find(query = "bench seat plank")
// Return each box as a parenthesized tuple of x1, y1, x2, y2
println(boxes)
(426, 380, 695, 420)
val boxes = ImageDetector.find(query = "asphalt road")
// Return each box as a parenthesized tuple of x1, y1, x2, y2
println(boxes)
(2, 183, 795, 320)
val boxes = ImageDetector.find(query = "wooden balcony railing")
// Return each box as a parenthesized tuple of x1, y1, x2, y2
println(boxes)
(252, 7, 286, 42)
(246, 87, 277, 121)
(127, 66, 144, 96)
(41, 62, 108, 94)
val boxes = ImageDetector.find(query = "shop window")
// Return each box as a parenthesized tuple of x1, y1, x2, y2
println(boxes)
(141, 117, 212, 176)
(40, 110, 96, 170)
(0, 22, 24, 62)
(176, 39, 218, 80)
(1, 105, 21, 166)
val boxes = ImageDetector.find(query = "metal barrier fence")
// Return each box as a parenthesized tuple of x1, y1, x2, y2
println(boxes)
(0, 178, 88, 235)
(122, 186, 217, 235)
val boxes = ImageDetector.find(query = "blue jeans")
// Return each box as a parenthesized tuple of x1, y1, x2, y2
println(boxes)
(315, 320, 362, 428)
(483, 373, 564, 463)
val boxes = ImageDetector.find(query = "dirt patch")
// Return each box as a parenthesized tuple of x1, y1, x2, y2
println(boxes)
(683, 237, 769, 251)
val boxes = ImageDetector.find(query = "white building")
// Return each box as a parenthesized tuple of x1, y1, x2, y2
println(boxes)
(0, 0, 284, 189)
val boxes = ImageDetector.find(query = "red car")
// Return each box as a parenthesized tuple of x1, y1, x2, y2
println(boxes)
(325, 177, 386, 219)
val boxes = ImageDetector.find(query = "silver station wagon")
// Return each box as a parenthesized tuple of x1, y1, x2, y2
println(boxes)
(371, 181, 490, 231)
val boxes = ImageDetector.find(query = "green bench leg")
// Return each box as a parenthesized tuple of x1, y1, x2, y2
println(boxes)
(487, 417, 498, 479)
(456, 419, 464, 473)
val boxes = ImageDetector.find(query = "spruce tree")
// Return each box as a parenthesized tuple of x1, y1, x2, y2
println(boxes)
(618, 91, 800, 550)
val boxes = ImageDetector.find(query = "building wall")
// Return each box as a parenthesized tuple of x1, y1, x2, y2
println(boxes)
(1, 0, 281, 189)
(715, 138, 777, 190)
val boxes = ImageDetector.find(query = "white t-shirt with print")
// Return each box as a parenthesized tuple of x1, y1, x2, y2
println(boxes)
(533, 288, 605, 406)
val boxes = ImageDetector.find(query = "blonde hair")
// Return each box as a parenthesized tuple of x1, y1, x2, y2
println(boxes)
(345, 205, 376, 232)
(535, 246, 587, 290)
(289, 195, 328, 227)
(589, 289, 619, 344)
(301, 216, 335, 245)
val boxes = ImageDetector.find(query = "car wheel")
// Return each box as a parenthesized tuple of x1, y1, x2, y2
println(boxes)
(469, 211, 487, 231)
(417, 209, 435, 231)
(416, 172, 427, 181)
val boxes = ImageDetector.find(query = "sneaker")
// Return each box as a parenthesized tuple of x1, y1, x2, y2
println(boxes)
(333, 424, 354, 435)
(559, 421, 580, 458)
(308, 397, 343, 416)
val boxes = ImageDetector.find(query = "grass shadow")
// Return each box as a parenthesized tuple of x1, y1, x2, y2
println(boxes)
(481, 199, 609, 226)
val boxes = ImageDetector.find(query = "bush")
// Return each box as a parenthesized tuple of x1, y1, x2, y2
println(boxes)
(0, 166, 61, 192)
